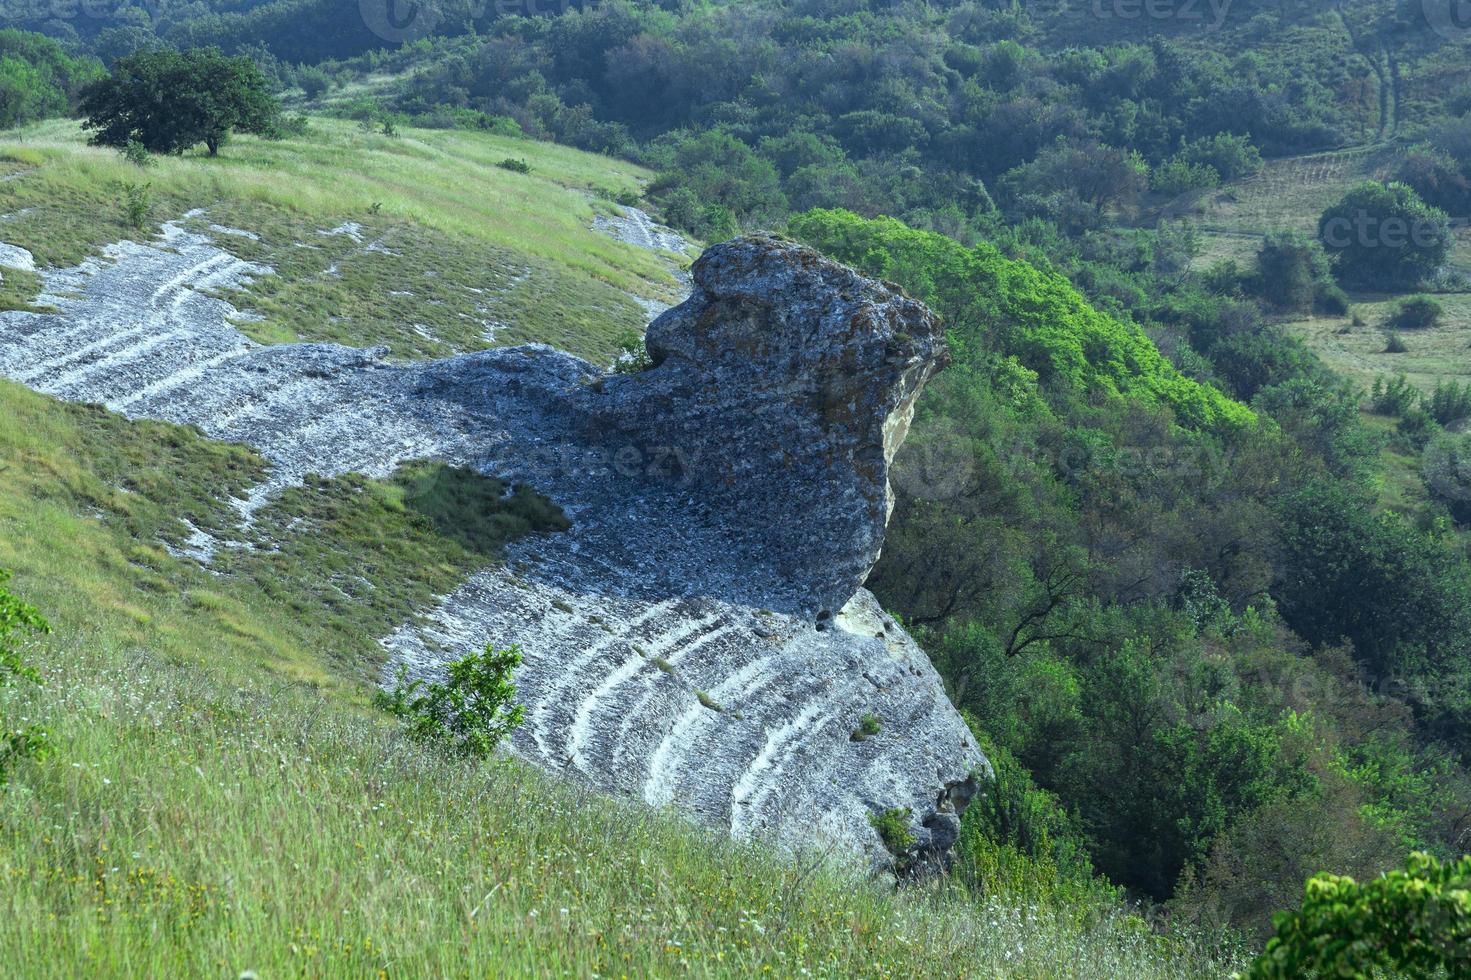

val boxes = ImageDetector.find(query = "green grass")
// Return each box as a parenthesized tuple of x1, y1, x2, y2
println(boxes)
(0, 117, 688, 362)
(0, 634, 1240, 978)
(0, 380, 564, 688)
(1279, 291, 1471, 394)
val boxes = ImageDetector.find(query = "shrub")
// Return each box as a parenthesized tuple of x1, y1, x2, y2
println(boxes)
(1424, 430, 1471, 520)
(497, 158, 531, 174)
(1255, 232, 1331, 312)
(1427, 379, 1471, 426)
(613, 330, 652, 374)
(1384, 332, 1408, 354)
(868, 807, 916, 855)
(1314, 283, 1350, 316)
(1369, 374, 1419, 416)
(0, 569, 50, 785)
(1387, 295, 1444, 331)
(376, 644, 525, 760)
(119, 180, 151, 230)
(121, 139, 151, 167)
(1180, 133, 1263, 182)
(850, 713, 882, 741)
(1151, 159, 1219, 197)
(296, 65, 330, 100)
(1247, 852, 1471, 979)
(1396, 406, 1438, 447)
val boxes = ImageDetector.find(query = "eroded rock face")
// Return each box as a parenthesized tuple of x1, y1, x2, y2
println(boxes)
(0, 224, 987, 870)
(594, 236, 948, 620)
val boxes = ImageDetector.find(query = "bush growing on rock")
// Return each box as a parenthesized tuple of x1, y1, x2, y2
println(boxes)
(868, 807, 916, 855)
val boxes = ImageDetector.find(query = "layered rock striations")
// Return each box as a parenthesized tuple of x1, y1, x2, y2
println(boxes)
(0, 223, 988, 868)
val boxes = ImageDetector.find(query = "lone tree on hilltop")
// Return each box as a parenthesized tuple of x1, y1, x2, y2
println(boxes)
(79, 48, 279, 157)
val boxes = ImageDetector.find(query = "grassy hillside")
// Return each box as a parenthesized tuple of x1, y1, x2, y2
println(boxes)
(0, 382, 1240, 976)
(0, 117, 687, 362)
(0, 113, 1249, 975)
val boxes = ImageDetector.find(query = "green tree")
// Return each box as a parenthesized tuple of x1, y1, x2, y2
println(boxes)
(1249, 853, 1471, 979)
(377, 644, 525, 760)
(1317, 182, 1451, 290)
(0, 30, 102, 129)
(1254, 232, 1330, 313)
(1274, 481, 1471, 678)
(648, 130, 786, 234)
(79, 48, 280, 157)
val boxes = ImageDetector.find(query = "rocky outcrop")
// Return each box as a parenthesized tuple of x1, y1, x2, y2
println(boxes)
(0, 223, 988, 869)
(593, 236, 948, 619)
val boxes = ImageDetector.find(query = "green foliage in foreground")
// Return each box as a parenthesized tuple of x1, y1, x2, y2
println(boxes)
(0, 570, 48, 785)
(377, 645, 525, 759)
(790, 209, 1252, 433)
(1248, 853, 1471, 979)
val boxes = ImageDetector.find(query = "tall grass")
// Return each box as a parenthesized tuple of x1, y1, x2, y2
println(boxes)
(0, 633, 1241, 978)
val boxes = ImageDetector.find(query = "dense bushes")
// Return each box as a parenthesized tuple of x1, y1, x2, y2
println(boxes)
(1248, 853, 1471, 979)
(1386, 295, 1444, 331)
(791, 209, 1251, 432)
(0, 30, 102, 130)
(793, 208, 1471, 924)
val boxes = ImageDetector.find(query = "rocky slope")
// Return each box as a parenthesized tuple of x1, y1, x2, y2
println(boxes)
(0, 220, 987, 867)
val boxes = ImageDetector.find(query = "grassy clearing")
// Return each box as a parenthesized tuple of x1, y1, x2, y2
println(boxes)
(0, 117, 687, 362)
(1279, 291, 1471, 393)
(1166, 146, 1471, 276)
